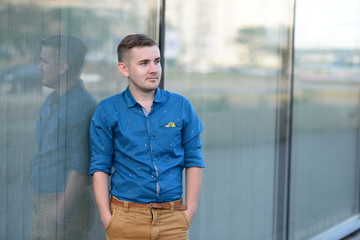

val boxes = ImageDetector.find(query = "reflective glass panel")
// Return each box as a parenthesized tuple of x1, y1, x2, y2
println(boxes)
(165, 0, 293, 239)
(290, 0, 360, 239)
(0, 0, 160, 239)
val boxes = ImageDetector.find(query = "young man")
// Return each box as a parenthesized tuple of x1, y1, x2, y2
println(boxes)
(31, 35, 97, 239)
(89, 34, 205, 239)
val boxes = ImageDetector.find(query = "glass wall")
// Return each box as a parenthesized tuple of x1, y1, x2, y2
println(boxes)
(0, 0, 161, 239)
(2, 0, 360, 239)
(290, 0, 360, 239)
(165, 0, 294, 239)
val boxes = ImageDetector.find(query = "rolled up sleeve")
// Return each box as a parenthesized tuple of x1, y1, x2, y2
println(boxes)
(182, 100, 205, 168)
(184, 134, 205, 168)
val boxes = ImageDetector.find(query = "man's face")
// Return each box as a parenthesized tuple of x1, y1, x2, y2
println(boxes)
(38, 46, 61, 89)
(121, 45, 162, 93)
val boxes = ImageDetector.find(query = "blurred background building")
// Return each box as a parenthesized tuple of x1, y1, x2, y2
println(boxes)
(1, 0, 360, 239)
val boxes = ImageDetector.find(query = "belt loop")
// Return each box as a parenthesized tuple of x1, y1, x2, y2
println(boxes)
(124, 201, 129, 212)
(170, 202, 175, 211)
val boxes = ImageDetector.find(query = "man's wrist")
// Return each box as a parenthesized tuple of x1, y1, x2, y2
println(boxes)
(100, 211, 112, 228)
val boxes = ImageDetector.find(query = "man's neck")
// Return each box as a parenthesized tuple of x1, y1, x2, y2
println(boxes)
(129, 85, 156, 113)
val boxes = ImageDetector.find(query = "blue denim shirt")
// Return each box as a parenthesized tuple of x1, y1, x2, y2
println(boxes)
(89, 87, 205, 203)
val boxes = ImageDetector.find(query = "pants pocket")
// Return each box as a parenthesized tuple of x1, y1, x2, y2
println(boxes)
(180, 211, 190, 229)
(105, 208, 117, 232)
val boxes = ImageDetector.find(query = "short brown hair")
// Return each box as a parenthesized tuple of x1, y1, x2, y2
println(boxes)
(117, 34, 157, 62)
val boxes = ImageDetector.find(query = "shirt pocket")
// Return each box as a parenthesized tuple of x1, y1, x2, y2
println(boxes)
(159, 122, 182, 147)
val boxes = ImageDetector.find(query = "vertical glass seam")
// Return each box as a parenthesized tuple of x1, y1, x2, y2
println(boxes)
(273, 0, 296, 239)
(158, 0, 166, 89)
(285, 0, 297, 238)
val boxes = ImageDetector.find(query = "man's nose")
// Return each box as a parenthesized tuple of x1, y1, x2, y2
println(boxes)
(149, 62, 159, 72)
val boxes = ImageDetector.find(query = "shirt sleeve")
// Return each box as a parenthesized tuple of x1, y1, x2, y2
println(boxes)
(182, 99, 205, 168)
(89, 103, 114, 175)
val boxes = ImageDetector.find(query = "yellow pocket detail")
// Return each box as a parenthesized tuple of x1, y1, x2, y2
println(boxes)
(164, 122, 176, 127)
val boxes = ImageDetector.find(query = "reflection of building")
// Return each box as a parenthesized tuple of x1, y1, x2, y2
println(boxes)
(3, 0, 132, 9)
(0, 0, 162, 96)
(166, 0, 291, 71)
(296, 49, 360, 82)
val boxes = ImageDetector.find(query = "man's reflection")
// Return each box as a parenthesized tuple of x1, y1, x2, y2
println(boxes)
(30, 35, 97, 240)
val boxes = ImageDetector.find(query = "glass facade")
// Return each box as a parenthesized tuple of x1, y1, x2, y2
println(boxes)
(0, 1, 162, 239)
(164, 0, 293, 239)
(290, 0, 360, 239)
(1, 0, 360, 239)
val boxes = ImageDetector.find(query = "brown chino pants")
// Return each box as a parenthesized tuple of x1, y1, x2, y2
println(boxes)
(105, 199, 190, 240)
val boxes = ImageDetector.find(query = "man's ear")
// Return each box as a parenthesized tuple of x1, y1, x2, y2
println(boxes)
(59, 61, 69, 75)
(117, 62, 130, 78)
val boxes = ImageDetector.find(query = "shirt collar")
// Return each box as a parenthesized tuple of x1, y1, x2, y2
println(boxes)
(124, 87, 165, 108)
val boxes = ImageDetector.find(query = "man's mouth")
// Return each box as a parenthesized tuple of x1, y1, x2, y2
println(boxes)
(147, 76, 158, 81)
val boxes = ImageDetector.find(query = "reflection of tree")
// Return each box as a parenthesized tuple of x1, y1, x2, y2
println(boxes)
(0, 4, 111, 63)
(236, 26, 287, 67)
(43, 8, 111, 44)
(0, 5, 43, 61)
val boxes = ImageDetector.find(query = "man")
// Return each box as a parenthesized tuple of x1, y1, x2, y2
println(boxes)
(89, 34, 205, 239)
(31, 35, 97, 239)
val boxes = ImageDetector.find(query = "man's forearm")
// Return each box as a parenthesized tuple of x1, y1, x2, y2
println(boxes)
(93, 171, 111, 227)
(185, 167, 202, 223)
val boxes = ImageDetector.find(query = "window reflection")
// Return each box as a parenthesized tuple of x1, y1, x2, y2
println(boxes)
(165, 1, 293, 239)
(2, 0, 360, 239)
(30, 35, 97, 239)
(291, 0, 360, 239)
(0, 1, 160, 239)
